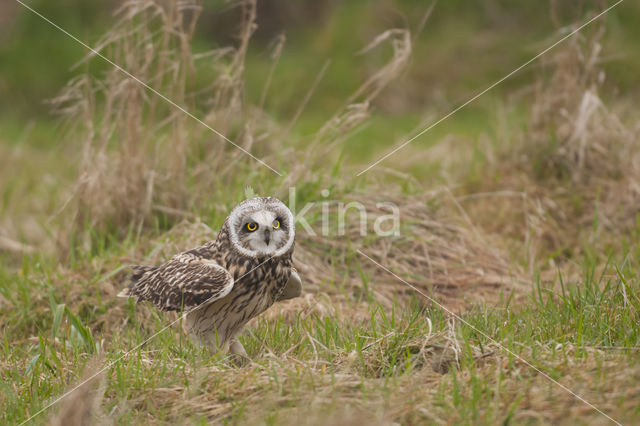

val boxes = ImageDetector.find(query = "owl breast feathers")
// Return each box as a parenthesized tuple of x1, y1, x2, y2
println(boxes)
(118, 197, 302, 355)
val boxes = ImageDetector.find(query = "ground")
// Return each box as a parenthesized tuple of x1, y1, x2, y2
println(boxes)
(1, 1, 639, 425)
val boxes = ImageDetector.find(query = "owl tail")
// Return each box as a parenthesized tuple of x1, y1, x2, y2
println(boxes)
(117, 288, 132, 298)
(117, 264, 157, 298)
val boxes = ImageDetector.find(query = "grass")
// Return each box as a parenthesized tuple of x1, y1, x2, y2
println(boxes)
(2, 0, 640, 424)
(2, 245, 639, 424)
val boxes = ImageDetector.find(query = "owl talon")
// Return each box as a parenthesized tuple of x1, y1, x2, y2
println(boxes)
(229, 339, 247, 356)
(229, 339, 249, 366)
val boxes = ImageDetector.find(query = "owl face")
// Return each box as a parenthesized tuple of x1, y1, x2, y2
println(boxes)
(226, 197, 295, 258)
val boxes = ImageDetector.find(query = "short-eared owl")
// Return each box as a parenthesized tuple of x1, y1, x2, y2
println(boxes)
(118, 197, 302, 357)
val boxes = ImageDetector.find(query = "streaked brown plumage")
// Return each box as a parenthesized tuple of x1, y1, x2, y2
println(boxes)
(119, 197, 301, 356)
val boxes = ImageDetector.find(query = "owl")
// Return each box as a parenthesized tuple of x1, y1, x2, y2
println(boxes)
(118, 197, 302, 357)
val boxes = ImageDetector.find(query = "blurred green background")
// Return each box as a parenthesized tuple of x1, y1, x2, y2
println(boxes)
(0, 0, 638, 156)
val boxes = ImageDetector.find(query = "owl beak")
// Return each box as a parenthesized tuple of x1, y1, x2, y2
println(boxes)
(263, 229, 271, 246)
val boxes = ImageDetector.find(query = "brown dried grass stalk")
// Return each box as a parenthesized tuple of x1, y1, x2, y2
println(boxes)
(527, 27, 635, 182)
(48, 1, 519, 312)
(524, 27, 640, 240)
(55, 0, 420, 240)
(290, 191, 525, 316)
(473, 26, 640, 262)
(287, 28, 413, 185)
(47, 357, 107, 426)
(52, 0, 263, 233)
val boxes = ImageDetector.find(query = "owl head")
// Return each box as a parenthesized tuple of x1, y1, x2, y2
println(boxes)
(225, 197, 295, 258)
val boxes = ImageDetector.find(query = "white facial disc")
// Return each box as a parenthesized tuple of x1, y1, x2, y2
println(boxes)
(227, 197, 295, 258)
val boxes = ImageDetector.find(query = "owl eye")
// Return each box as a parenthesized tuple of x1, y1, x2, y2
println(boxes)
(246, 222, 258, 232)
(273, 219, 280, 229)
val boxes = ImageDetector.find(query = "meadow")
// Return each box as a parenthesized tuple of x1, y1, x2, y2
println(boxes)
(1, 0, 639, 424)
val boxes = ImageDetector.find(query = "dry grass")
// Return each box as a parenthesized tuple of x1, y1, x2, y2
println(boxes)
(285, 27, 413, 185)
(43, 0, 521, 317)
(527, 27, 634, 182)
(3, 3, 640, 425)
(4, 0, 522, 360)
(290, 191, 525, 317)
(44, 188, 522, 335)
(35, 329, 640, 425)
(51, 0, 273, 235)
(48, 357, 107, 426)
(49, 0, 425, 249)
(463, 28, 640, 264)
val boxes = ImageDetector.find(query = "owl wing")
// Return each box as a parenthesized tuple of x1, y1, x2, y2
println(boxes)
(119, 254, 234, 312)
(277, 268, 302, 301)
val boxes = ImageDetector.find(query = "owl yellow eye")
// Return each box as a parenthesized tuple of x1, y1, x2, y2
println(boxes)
(246, 222, 258, 232)
(273, 219, 280, 229)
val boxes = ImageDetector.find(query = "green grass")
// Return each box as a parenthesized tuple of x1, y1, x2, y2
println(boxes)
(2, 1, 640, 424)
(2, 245, 639, 424)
